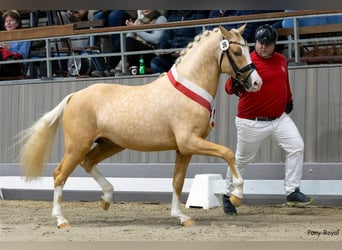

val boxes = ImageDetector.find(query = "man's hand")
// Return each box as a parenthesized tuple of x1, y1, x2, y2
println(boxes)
(232, 78, 246, 97)
(285, 101, 293, 114)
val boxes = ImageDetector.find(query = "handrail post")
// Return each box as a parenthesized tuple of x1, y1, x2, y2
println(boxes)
(287, 34, 293, 59)
(119, 32, 127, 74)
(45, 38, 52, 79)
(293, 17, 300, 63)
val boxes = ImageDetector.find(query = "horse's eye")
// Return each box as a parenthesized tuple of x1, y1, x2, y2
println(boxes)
(234, 51, 242, 57)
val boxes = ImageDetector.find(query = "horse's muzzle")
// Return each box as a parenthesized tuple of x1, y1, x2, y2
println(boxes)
(245, 70, 263, 92)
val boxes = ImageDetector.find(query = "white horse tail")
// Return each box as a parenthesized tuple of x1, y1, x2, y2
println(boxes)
(19, 93, 74, 181)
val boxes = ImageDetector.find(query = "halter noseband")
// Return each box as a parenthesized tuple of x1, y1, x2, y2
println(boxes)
(219, 40, 256, 90)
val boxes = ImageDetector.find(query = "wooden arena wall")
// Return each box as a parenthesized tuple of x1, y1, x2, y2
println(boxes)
(1, 64, 342, 165)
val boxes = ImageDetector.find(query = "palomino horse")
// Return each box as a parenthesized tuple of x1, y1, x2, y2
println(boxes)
(19, 25, 262, 228)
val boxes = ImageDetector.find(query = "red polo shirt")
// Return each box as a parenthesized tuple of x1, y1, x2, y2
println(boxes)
(225, 51, 292, 119)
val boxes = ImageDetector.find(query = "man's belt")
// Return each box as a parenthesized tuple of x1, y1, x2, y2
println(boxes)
(247, 117, 279, 121)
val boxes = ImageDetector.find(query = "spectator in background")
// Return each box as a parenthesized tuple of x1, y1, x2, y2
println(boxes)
(150, 10, 208, 74)
(60, 10, 88, 23)
(90, 10, 137, 48)
(92, 10, 167, 77)
(87, 10, 99, 22)
(0, 10, 31, 77)
(208, 10, 283, 43)
(87, 10, 138, 74)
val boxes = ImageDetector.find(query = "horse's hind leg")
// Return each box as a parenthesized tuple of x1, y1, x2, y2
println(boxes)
(52, 152, 86, 229)
(80, 138, 124, 211)
(171, 152, 195, 226)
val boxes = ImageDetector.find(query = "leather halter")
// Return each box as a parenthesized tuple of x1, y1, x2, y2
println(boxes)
(219, 40, 256, 89)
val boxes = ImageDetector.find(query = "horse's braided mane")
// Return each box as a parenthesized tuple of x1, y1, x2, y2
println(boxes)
(175, 27, 220, 66)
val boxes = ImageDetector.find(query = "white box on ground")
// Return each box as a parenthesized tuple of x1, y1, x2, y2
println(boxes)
(185, 173, 224, 209)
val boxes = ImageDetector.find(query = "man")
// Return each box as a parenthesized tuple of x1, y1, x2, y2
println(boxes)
(223, 24, 314, 215)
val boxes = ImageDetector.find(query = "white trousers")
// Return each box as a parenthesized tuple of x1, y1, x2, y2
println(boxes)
(224, 113, 304, 196)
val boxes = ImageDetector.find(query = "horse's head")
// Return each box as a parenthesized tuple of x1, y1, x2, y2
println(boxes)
(219, 24, 262, 92)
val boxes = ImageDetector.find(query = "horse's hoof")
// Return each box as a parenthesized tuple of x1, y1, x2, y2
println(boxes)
(57, 222, 70, 229)
(100, 198, 110, 211)
(230, 195, 241, 207)
(182, 219, 195, 227)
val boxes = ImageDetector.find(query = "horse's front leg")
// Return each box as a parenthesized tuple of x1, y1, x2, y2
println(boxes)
(181, 137, 244, 207)
(171, 152, 195, 226)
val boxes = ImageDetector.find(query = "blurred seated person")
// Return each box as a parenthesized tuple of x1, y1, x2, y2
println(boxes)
(150, 10, 208, 74)
(60, 10, 88, 23)
(282, 10, 342, 28)
(90, 10, 137, 47)
(208, 10, 283, 43)
(0, 10, 31, 77)
(92, 10, 167, 77)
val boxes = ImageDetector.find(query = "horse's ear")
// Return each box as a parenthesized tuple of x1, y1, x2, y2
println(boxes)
(237, 23, 247, 35)
(219, 25, 229, 37)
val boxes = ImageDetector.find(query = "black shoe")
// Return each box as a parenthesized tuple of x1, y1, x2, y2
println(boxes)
(103, 69, 111, 77)
(287, 188, 314, 207)
(91, 70, 104, 77)
(222, 194, 237, 215)
(91, 70, 111, 77)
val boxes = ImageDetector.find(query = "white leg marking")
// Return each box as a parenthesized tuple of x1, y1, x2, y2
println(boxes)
(52, 185, 69, 226)
(90, 167, 113, 203)
(170, 190, 191, 224)
(231, 174, 244, 199)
